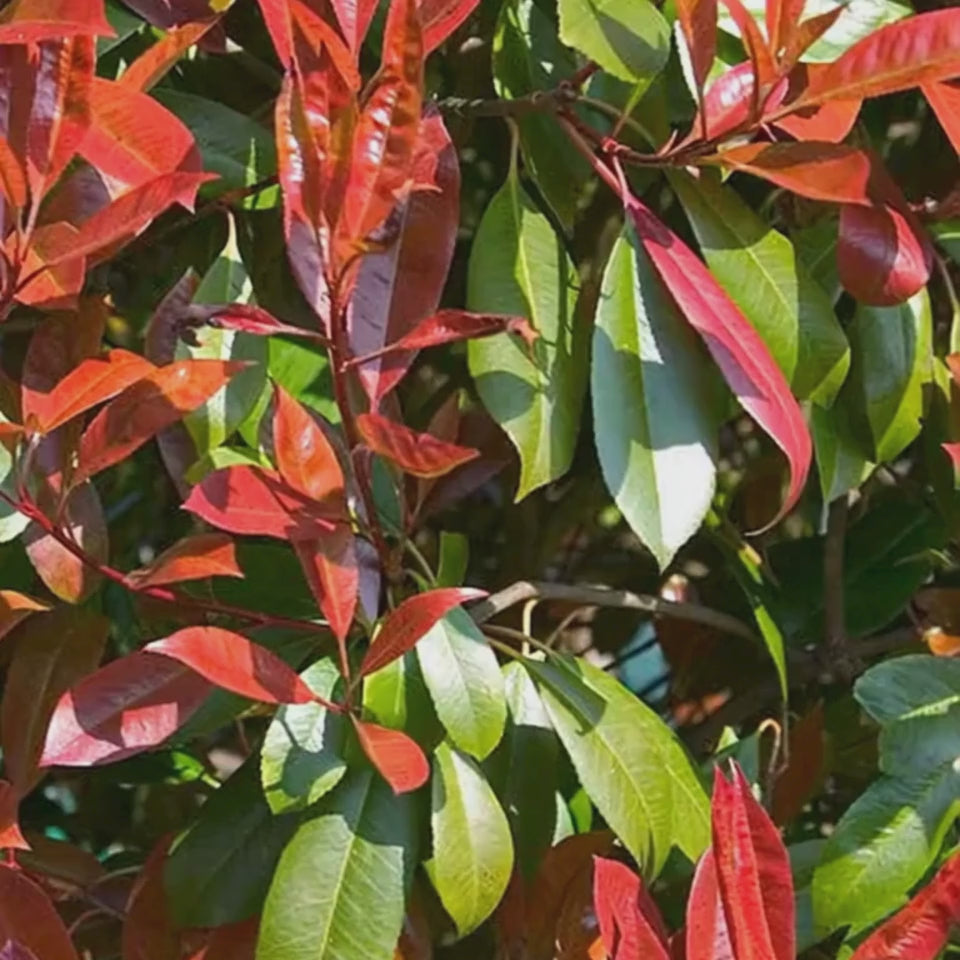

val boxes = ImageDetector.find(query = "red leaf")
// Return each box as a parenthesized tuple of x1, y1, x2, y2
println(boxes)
(713, 141, 874, 205)
(778, 7, 846, 73)
(144, 626, 320, 705)
(294, 525, 358, 651)
(838, 201, 932, 306)
(943, 443, 960, 486)
(772, 86, 860, 143)
(74, 358, 246, 481)
(326, 0, 379, 53)
(850, 851, 960, 960)
(685, 849, 734, 960)
(710, 764, 794, 960)
(923, 80, 960, 154)
(359, 586, 486, 676)
(592, 857, 670, 960)
(356, 411, 480, 478)
(13, 221, 85, 308)
(787, 10, 960, 109)
(348, 110, 460, 403)
(719, 0, 775, 88)
(0, 136, 25, 209)
(766, 0, 804, 65)
(121, 836, 179, 960)
(256, 0, 294, 66)
(0, 865, 79, 960)
(420, 0, 480, 54)
(676, 0, 717, 94)
(272, 385, 345, 507)
(336, 0, 423, 250)
(771, 702, 826, 826)
(125, 0, 220, 29)
(0, 941, 39, 960)
(0, 591, 49, 645)
(125, 533, 243, 589)
(183, 464, 339, 539)
(186, 303, 324, 340)
(30, 348, 156, 434)
(626, 195, 811, 528)
(1, 607, 108, 792)
(39, 651, 213, 767)
(350, 717, 429, 793)
(0, 783, 29, 852)
(0, 1, 113, 44)
(120, 19, 219, 93)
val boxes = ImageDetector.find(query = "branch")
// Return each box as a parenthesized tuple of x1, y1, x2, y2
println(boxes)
(469, 579, 758, 642)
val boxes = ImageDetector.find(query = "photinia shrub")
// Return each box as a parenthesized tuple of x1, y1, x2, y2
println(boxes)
(0, 0, 955, 957)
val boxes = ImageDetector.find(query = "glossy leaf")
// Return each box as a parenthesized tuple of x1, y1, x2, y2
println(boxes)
(0, 865, 79, 960)
(120, 19, 216, 93)
(74, 359, 245, 481)
(686, 848, 732, 960)
(144, 627, 320, 705)
(429, 740, 514, 936)
(593, 856, 670, 960)
(351, 716, 429, 794)
(126, 533, 242, 589)
(293, 527, 358, 651)
(0, 0, 113, 43)
(0, 136, 25, 208)
(676, 0, 718, 93)
(187, 304, 319, 340)
(356, 411, 480, 478)
(671, 169, 849, 406)
(0, 784, 26, 853)
(39, 652, 213, 767)
(467, 159, 585, 500)
(1, 607, 108, 791)
(766, 0, 804, 62)
(923, 79, 960, 153)
(593, 220, 717, 569)
(0, 591, 49, 644)
(261, 659, 347, 814)
(625, 193, 812, 529)
(421, 0, 481, 52)
(360, 588, 486, 676)
(258, 769, 418, 960)
(416, 608, 506, 760)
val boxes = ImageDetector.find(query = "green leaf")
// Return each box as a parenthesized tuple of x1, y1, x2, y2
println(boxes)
(792, 839, 829, 954)
(592, 221, 717, 569)
(492, 0, 590, 227)
(525, 656, 709, 875)
(467, 154, 586, 500)
(165, 761, 301, 927)
(261, 659, 348, 814)
(153, 90, 279, 208)
(497, 662, 560, 879)
(811, 399, 873, 505)
(416, 609, 507, 760)
(178, 215, 268, 455)
(101, 0, 144, 56)
(362, 651, 443, 751)
(671, 170, 849, 406)
(812, 768, 960, 936)
(428, 741, 514, 937)
(847, 289, 932, 464)
(558, 0, 670, 81)
(258, 769, 418, 960)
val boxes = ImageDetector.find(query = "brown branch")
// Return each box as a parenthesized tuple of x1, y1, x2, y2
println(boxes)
(824, 495, 860, 680)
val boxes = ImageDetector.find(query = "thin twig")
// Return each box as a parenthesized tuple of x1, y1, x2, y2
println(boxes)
(824, 495, 859, 679)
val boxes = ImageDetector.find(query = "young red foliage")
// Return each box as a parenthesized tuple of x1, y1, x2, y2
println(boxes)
(772, 72, 860, 143)
(0, 591, 49, 644)
(359, 586, 487, 676)
(39, 652, 213, 767)
(419, 0, 482, 54)
(144, 626, 323, 706)
(0, 0, 113, 44)
(125, 533, 243, 589)
(694, 63, 764, 142)
(685, 848, 734, 960)
(718, 0, 775, 88)
(350, 716, 430, 793)
(942, 443, 960, 485)
(0, 865, 79, 960)
(293, 527, 358, 654)
(675, 0, 717, 97)
(0, 942, 39, 960)
(850, 852, 960, 959)
(186, 303, 323, 340)
(74, 358, 245, 481)
(356, 411, 480, 478)
(765, 0, 804, 65)
(922, 80, 960, 154)
(0, 135, 26, 208)
(119, 18, 218, 93)
(777, 6, 844, 73)
(0, 782, 29, 852)
(592, 857, 670, 960)
(183, 464, 339, 539)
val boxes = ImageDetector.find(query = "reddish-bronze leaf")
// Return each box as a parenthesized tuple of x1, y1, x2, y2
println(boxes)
(121, 836, 179, 960)
(293, 526, 358, 651)
(125, 534, 243, 590)
(771, 703, 826, 826)
(256, 0, 294, 66)
(923, 80, 960, 154)
(325, 0, 379, 53)
(713, 141, 874, 205)
(685, 848, 732, 960)
(39, 652, 213, 767)
(0, 0, 113, 43)
(676, 0, 717, 94)
(0, 864, 79, 960)
(183, 464, 339, 539)
(766, 0, 804, 65)
(772, 71, 860, 142)
(711, 764, 794, 960)
(0, 591, 49, 645)
(850, 851, 960, 960)
(592, 857, 670, 960)
(719, 0, 775, 87)
(359, 586, 486, 676)
(420, 0, 480, 54)
(626, 195, 811, 528)
(350, 716, 429, 794)
(272, 385, 345, 507)
(144, 627, 322, 706)
(778, 7, 845, 73)
(0, 782, 28, 852)
(13, 221, 85, 309)
(120, 19, 218, 93)
(0, 135, 25, 209)
(31, 348, 156, 434)
(1, 607, 108, 791)
(838, 200, 932, 305)
(74, 359, 245, 481)
(348, 110, 460, 403)
(356, 411, 480, 478)
(186, 303, 323, 340)
(693, 62, 779, 142)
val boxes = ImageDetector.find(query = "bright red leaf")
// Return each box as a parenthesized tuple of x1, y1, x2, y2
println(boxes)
(183, 464, 339, 539)
(685, 848, 733, 960)
(13, 221, 86, 308)
(0, 865, 79, 960)
(294, 526, 358, 654)
(676, 0, 717, 97)
(186, 303, 324, 340)
(120, 19, 219, 93)
(39, 652, 213, 767)
(0, 0, 113, 44)
(778, 7, 845, 73)
(125, 533, 243, 589)
(350, 716, 429, 793)
(766, 0, 804, 65)
(420, 0, 481, 54)
(922, 79, 960, 154)
(719, 0, 775, 88)
(592, 857, 670, 960)
(0, 135, 25, 209)
(626, 194, 811, 528)
(772, 75, 860, 143)
(144, 627, 323, 706)
(74, 358, 245, 481)
(326, 0, 379, 53)
(356, 411, 480, 478)
(0, 782, 28, 852)
(359, 586, 486, 676)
